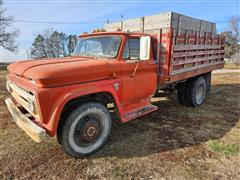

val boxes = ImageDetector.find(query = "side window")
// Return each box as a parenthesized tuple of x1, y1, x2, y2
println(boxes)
(122, 38, 140, 60)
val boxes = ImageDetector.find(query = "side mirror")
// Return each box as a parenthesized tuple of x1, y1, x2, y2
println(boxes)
(140, 36, 151, 61)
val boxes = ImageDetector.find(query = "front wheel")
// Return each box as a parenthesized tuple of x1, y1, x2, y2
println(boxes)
(61, 102, 111, 158)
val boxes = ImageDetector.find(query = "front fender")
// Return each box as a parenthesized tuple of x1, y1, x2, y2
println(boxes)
(43, 79, 122, 136)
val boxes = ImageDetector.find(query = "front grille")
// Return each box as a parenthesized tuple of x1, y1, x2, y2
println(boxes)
(7, 81, 39, 119)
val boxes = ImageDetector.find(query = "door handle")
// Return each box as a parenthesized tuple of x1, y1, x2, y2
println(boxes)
(149, 62, 156, 65)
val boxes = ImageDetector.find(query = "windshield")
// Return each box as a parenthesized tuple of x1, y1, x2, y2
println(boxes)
(73, 36, 121, 58)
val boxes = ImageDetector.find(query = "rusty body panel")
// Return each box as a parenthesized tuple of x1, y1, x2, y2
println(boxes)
(6, 32, 157, 136)
(7, 72, 122, 136)
(7, 56, 120, 87)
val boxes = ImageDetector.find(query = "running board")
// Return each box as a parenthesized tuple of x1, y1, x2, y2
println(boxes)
(122, 104, 158, 123)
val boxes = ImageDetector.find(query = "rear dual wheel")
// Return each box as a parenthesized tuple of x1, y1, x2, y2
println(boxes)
(177, 82, 187, 105)
(186, 76, 207, 107)
(177, 76, 207, 107)
(61, 102, 111, 158)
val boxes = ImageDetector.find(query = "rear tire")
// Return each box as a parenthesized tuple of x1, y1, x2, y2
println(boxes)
(61, 102, 111, 158)
(177, 82, 187, 105)
(204, 72, 212, 93)
(186, 76, 207, 107)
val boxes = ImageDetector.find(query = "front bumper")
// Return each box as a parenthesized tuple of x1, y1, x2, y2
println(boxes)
(5, 98, 49, 143)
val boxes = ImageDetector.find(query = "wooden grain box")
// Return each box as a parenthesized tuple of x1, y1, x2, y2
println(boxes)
(104, 12, 216, 36)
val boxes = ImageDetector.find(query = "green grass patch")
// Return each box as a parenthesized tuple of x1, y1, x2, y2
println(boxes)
(209, 140, 239, 157)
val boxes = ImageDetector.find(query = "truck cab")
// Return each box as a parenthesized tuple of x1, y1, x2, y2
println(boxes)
(5, 31, 160, 157)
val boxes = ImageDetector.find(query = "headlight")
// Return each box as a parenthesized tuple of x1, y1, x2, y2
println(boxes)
(28, 99, 35, 113)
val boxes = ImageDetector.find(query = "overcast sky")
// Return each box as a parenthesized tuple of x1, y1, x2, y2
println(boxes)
(1, 0, 239, 62)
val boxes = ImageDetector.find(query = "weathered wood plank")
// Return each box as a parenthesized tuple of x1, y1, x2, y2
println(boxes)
(171, 12, 216, 35)
(173, 44, 223, 51)
(104, 11, 216, 35)
(171, 61, 224, 75)
(173, 50, 225, 58)
(163, 63, 224, 83)
(104, 22, 121, 31)
(172, 55, 224, 66)
(122, 18, 141, 31)
(144, 12, 171, 30)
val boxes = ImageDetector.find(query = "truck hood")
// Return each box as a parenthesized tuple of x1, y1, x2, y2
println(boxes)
(8, 56, 115, 87)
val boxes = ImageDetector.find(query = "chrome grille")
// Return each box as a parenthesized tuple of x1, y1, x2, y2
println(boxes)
(7, 81, 39, 119)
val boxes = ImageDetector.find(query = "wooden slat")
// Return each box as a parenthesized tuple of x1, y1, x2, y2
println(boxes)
(171, 12, 216, 34)
(141, 12, 171, 30)
(174, 44, 223, 51)
(171, 61, 224, 75)
(122, 18, 141, 31)
(173, 49, 224, 58)
(165, 63, 224, 83)
(140, 17, 144, 33)
(104, 12, 216, 35)
(104, 22, 121, 31)
(157, 29, 162, 75)
(172, 55, 224, 65)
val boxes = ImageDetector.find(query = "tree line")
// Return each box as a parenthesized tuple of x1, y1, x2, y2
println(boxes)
(30, 30, 78, 59)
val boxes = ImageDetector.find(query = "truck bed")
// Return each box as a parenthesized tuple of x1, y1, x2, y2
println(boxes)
(104, 12, 225, 84)
(154, 27, 224, 84)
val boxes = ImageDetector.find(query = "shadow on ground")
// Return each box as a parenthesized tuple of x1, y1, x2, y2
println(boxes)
(90, 83, 240, 159)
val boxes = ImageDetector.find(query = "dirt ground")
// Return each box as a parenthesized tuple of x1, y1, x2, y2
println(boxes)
(0, 69, 239, 179)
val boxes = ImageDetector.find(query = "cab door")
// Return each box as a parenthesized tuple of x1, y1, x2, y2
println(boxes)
(119, 36, 157, 105)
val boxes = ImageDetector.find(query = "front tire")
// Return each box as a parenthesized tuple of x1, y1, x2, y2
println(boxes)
(61, 102, 111, 158)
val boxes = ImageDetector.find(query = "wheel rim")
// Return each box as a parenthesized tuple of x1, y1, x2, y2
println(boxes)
(73, 114, 102, 146)
(68, 105, 111, 154)
(196, 82, 206, 105)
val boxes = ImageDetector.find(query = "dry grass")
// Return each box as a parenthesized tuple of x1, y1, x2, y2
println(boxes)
(224, 63, 240, 69)
(0, 70, 240, 179)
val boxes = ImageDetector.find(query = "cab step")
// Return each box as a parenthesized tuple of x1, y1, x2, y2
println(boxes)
(122, 104, 158, 122)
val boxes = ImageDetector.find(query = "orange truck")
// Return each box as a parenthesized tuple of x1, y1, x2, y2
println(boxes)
(5, 12, 225, 158)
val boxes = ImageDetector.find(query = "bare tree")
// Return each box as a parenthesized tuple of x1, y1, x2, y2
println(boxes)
(0, 0, 19, 52)
(229, 16, 240, 42)
(229, 17, 240, 65)
(222, 16, 240, 59)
